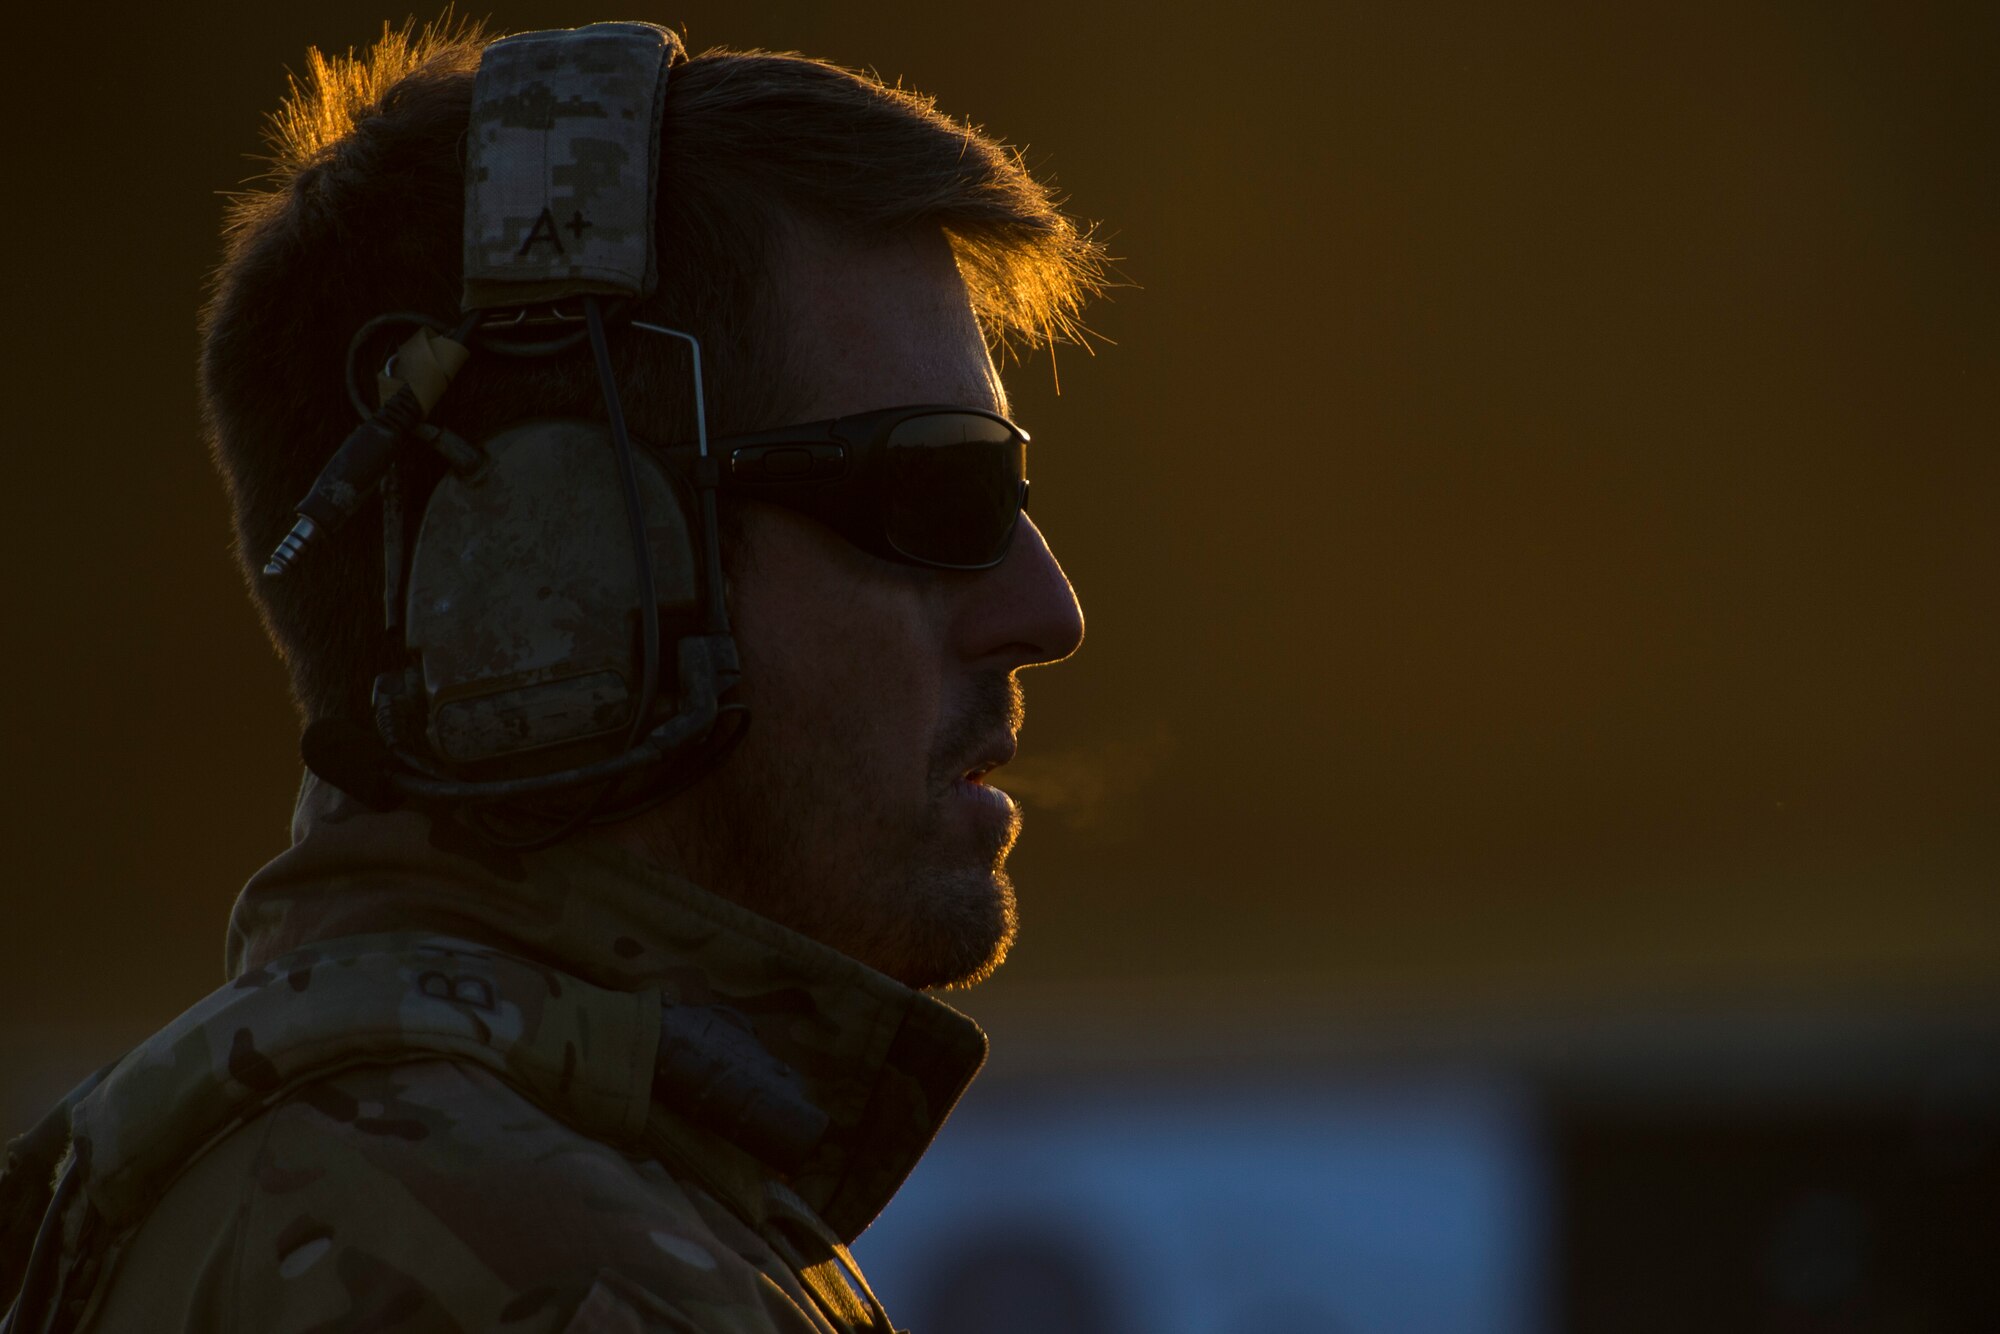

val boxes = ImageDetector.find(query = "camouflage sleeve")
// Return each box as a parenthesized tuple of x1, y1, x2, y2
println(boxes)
(85, 1062, 837, 1334)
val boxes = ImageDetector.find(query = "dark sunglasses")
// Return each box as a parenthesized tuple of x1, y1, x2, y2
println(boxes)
(671, 404, 1031, 570)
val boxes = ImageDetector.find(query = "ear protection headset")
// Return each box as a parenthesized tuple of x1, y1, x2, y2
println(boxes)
(262, 23, 742, 844)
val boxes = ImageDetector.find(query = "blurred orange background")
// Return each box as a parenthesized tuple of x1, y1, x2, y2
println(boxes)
(10, 0, 1993, 1034)
(3, 5, 1995, 1296)
(6, 3, 1994, 1324)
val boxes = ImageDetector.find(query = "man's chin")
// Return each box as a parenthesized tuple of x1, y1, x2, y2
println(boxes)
(609, 773, 1022, 990)
(875, 864, 1018, 993)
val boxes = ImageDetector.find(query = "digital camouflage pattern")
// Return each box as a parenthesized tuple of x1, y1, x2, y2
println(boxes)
(1, 774, 986, 1332)
(461, 23, 680, 310)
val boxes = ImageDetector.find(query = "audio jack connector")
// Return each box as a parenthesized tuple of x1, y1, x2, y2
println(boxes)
(263, 516, 319, 577)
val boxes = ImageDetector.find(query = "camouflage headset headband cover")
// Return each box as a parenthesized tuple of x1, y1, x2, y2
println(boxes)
(462, 22, 686, 311)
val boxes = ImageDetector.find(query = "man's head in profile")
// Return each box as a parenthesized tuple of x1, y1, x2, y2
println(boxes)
(209, 19, 1103, 988)
(2, 20, 1111, 1331)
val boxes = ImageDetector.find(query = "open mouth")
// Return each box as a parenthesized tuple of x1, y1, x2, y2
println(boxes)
(952, 734, 1017, 794)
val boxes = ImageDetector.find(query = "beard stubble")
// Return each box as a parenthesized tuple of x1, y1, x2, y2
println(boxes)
(657, 671, 1026, 990)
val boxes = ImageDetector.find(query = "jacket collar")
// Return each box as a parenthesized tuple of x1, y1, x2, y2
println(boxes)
(227, 773, 988, 1240)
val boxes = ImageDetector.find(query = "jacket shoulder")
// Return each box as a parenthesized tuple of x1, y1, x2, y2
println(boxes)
(86, 1059, 824, 1334)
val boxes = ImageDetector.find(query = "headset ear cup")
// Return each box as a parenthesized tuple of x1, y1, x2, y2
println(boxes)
(401, 419, 701, 775)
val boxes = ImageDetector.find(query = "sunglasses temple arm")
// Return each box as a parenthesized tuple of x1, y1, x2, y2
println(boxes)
(632, 321, 729, 636)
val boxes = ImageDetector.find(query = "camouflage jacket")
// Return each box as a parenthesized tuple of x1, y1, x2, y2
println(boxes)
(0, 776, 987, 1333)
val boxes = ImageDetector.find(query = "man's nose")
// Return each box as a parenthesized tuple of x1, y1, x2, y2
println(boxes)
(955, 514, 1085, 668)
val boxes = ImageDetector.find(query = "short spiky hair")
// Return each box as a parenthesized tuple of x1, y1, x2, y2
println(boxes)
(205, 18, 1106, 725)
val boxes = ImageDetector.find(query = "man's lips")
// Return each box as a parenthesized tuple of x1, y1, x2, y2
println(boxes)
(959, 737, 1018, 787)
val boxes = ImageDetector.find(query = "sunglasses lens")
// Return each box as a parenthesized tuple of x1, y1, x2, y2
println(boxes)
(881, 413, 1027, 567)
